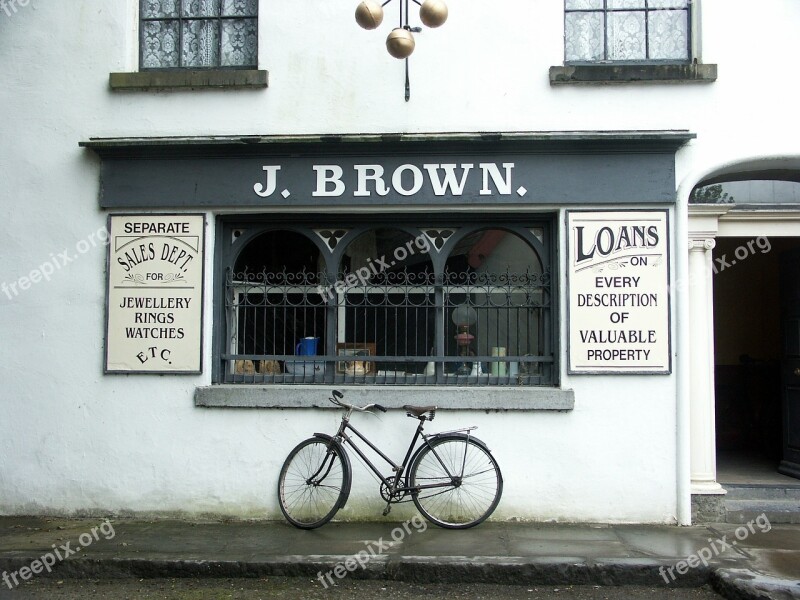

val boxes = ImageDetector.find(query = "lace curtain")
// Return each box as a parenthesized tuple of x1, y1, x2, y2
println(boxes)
(141, 0, 258, 69)
(565, 0, 689, 62)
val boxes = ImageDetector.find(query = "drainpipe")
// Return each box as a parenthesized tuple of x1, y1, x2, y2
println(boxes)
(675, 179, 692, 526)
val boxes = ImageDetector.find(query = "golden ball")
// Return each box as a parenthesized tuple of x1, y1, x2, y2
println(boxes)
(419, 0, 448, 28)
(386, 28, 415, 59)
(355, 0, 384, 30)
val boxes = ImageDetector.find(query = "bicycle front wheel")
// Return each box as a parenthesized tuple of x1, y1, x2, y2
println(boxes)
(409, 435, 502, 529)
(278, 437, 349, 529)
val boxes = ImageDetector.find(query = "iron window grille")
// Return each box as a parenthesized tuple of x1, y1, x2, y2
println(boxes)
(564, 0, 691, 64)
(140, 0, 258, 70)
(215, 222, 556, 387)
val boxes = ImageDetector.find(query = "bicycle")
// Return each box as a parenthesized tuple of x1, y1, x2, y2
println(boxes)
(277, 389, 503, 530)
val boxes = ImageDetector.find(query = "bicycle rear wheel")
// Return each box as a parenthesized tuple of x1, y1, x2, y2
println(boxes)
(409, 435, 502, 529)
(278, 437, 349, 529)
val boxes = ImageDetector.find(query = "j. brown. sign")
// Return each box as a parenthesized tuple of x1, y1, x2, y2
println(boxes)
(567, 210, 671, 374)
(88, 141, 684, 208)
(105, 214, 205, 374)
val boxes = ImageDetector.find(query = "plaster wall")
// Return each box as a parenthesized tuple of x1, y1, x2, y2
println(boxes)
(1, 0, 798, 522)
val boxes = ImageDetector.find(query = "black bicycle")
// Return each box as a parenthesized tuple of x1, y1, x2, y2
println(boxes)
(277, 390, 503, 529)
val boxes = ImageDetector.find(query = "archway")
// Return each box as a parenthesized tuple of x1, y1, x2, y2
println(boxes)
(687, 158, 800, 491)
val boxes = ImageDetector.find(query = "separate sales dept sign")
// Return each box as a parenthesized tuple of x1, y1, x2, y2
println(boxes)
(567, 210, 671, 374)
(105, 214, 205, 373)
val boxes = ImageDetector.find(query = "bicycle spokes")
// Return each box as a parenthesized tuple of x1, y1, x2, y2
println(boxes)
(278, 438, 349, 529)
(410, 436, 502, 529)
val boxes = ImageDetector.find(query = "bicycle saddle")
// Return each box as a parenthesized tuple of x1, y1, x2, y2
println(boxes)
(404, 404, 437, 420)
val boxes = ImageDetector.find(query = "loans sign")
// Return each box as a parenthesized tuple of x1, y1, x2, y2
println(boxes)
(567, 210, 671, 374)
(105, 214, 205, 373)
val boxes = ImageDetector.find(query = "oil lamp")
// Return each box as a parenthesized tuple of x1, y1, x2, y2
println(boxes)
(452, 304, 477, 376)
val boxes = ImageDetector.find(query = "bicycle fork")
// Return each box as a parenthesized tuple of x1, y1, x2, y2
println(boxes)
(307, 450, 338, 487)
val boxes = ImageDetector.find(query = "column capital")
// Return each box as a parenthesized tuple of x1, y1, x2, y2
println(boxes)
(688, 238, 716, 251)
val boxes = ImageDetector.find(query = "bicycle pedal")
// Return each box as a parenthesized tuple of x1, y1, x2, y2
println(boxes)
(382, 505, 392, 516)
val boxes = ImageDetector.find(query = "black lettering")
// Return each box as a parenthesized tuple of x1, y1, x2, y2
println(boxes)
(647, 225, 659, 246)
(117, 257, 131, 273)
(631, 225, 646, 247)
(615, 226, 632, 251)
(596, 227, 614, 256)
(576, 226, 596, 261)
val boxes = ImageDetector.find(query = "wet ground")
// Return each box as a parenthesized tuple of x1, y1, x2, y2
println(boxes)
(0, 577, 726, 600)
(1, 518, 796, 599)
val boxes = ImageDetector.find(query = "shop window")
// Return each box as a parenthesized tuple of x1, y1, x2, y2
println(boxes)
(217, 220, 555, 386)
(140, 0, 258, 70)
(224, 229, 324, 379)
(564, 0, 690, 63)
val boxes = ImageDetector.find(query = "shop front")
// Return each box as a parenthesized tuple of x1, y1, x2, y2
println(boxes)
(82, 131, 693, 523)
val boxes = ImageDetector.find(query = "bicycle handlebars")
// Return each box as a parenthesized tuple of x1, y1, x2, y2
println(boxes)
(329, 389, 388, 413)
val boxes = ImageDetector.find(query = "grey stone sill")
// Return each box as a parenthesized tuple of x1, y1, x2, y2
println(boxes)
(195, 385, 574, 411)
(550, 63, 717, 85)
(109, 70, 268, 91)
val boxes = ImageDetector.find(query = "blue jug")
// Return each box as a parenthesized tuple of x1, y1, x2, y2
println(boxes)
(296, 337, 319, 356)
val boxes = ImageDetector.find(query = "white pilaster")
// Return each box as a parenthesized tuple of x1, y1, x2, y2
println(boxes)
(687, 236, 725, 494)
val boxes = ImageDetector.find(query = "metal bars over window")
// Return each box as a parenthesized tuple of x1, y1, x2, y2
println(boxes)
(564, 0, 691, 63)
(140, 0, 258, 70)
(217, 223, 556, 387)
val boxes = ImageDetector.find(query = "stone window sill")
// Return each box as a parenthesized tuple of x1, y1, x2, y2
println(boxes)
(109, 70, 268, 91)
(549, 63, 717, 85)
(195, 385, 575, 411)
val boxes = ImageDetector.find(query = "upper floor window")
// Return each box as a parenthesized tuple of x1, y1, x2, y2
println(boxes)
(140, 0, 258, 70)
(565, 0, 691, 63)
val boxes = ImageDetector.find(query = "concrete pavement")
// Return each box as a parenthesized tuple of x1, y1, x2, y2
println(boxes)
(0, 517, 797, 599)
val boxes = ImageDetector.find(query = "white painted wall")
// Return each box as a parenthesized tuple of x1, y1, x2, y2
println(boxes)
(0, 0, 798, 522)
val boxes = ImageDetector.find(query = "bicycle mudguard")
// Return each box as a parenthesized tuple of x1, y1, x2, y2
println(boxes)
(312, 432, 352, 510)
(404, 432, 495, 488)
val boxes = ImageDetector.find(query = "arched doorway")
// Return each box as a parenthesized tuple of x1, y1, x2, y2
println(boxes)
(688, 161, 800, 497)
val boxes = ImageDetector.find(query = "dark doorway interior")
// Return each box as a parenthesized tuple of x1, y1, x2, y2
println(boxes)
(713, 237, 800, 483)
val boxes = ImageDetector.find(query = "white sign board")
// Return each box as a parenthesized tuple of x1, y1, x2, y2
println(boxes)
(567, 210, 671, 374)
(105, 214, 205, 373)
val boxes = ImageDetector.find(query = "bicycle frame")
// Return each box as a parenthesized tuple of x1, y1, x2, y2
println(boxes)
(278, 391, 502, 530)
(326, 406, 477, 498)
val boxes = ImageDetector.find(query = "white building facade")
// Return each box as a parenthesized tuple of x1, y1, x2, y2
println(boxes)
(1, 0, 799, 525)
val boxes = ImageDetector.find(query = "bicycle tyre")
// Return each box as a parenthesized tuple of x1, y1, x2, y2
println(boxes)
(278, 437, 350, 529)
(409, 435, 502, 529)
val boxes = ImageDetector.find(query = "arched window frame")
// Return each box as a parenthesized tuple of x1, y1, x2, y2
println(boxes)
(213, 216, 557, 386)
